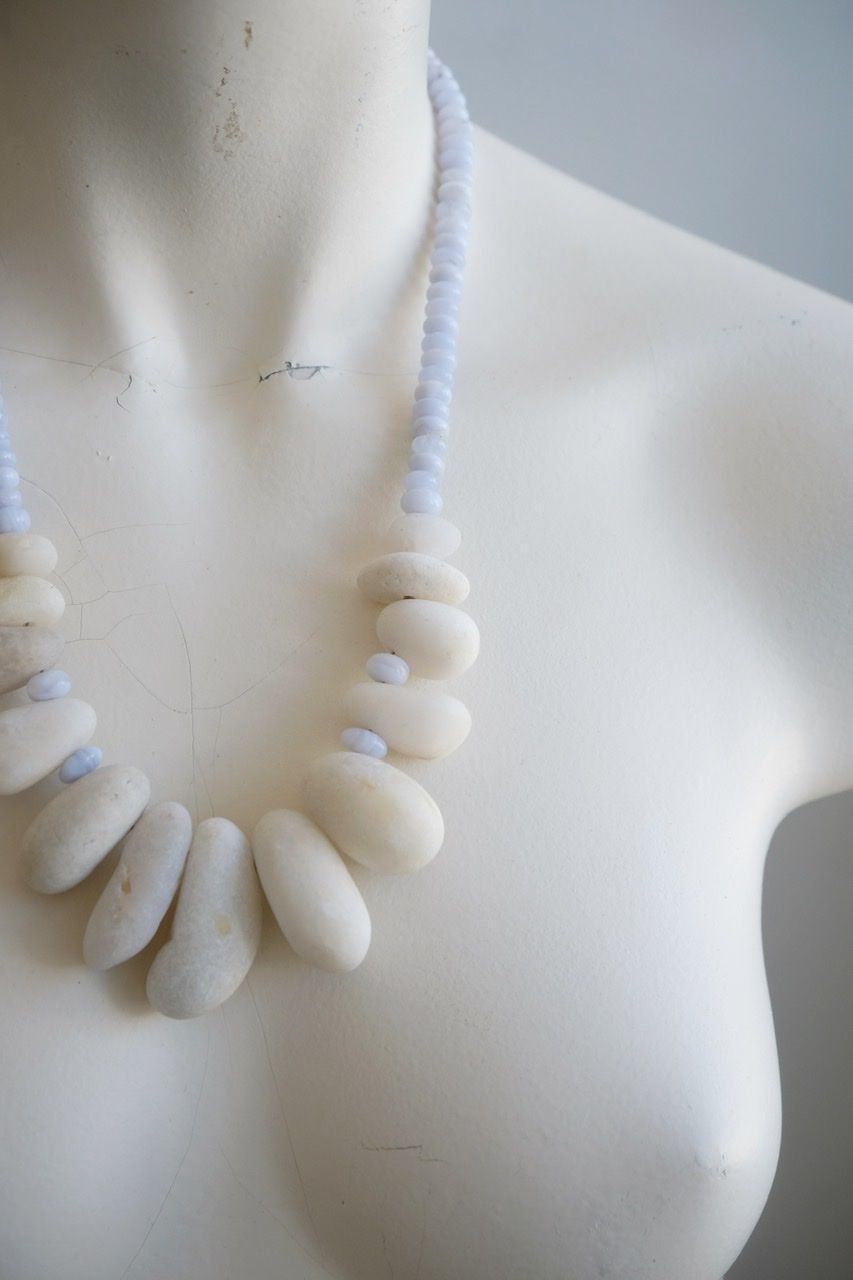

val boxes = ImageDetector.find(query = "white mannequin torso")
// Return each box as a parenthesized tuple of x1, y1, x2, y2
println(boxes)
(1, 5, 852, 1279)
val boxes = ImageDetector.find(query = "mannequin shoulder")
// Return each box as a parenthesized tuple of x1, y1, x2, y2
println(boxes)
(471, 128, 853, 802)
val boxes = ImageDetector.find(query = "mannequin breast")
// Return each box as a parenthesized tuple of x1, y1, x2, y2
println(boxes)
(0, 131, 850, 1280)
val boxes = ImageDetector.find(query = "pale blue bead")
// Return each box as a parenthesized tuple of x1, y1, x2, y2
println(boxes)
(59, 745, 103, 783)
(425, 296, 460, 317)
(366, 652, 410, 685)
(27, 668, 72, 701)
(341, 727, 388, 759)
(401, 487, 443, 514)
(418, 365, 453, 385)
(420, 348, 457, 371)
(0, 490, 23, 508)
(423, 316, 458, 336)
(415, 380, 451, 402)
(409, 453, 445, 479)
(404, 469, 439, 490)
(0, 466, 20, 490)
(426, 282, 462, 301)
(421, 330, 456, 351)
(434, 232, 468, 253)
(412, 415, 450, 436)
(412, 432, 448, 456)
(429, 265, 463, 286)
(0, 432, 11, 449)
(0, 451, 16, 466)
(413, 400, 449, 423)
(0, 508, 30, 533)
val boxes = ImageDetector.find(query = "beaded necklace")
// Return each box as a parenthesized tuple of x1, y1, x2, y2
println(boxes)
(0, 51, 477, 1018)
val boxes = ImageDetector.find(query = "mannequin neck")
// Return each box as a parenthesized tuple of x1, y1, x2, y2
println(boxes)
(0, 0, 435, 385)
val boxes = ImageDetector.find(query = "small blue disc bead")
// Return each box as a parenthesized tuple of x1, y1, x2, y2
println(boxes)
(366, 652, 410, 684)
(0, 490, 23, 508)
(59, 745, 103, 783)
(409, 450, 445, 477)
(341, 727, 388, 759)
(0, 466, 20, 490)
(0, 508, 31, 533)
(401, 487, 443, 514)
(404, 469, 438, 490)
(0, 451, 16, 466)
(27, 669, 72, 700)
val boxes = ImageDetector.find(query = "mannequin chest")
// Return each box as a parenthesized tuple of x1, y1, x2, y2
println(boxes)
(0, 344, 795, 1278)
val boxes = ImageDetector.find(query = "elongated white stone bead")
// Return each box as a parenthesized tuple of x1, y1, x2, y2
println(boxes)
(146, 817, 262, 1019)
(21, 764, 150, 893)
(0, 533, 58, 578)
(357, 551, 469, 606)
(0, 574, 65, 627)
(0, 698, 97, 795)
(83, 801, 193, 970)
(386, 513, 461, 559)
(0, 624, 64, 695)
(253, 809, 371, 972)
(376, 599, 480, 680)
(304, 751, 444, 874)
(343, 682, 472, 760)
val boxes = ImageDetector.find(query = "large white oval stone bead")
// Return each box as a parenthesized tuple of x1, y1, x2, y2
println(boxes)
(304, 751, 444, 874)
(0, 533, 58, 578)
(21, 764, 151, 893)
(357, 552, 469, 606)
(83, 801, 193, 970)
(253, 809, 371, 972)
(343, 681, 472, 759)
(146, 817, 262, 1019)
(0, 575, 65, 627)
(376, 599, 480, 680)
(0, 625, 64, 695)
(386, 513, 461, 559)
(0, 698, 97, 796)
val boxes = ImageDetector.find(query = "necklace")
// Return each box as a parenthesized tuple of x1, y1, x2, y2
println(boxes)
(0, 50, 476, 1019)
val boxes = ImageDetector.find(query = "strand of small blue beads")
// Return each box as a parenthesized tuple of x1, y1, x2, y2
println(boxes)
(341, 48, 474, 762)
(1, 51, 478, 1021)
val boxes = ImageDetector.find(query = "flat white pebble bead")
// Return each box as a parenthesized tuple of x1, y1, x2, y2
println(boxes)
(344, 682, 472, 759)
(146, 817, 262, 1019)
(0, 574, 65, 627)
(26, 668, 71, 700)
(59, 745, 103, 782)
(83, 801, 193, 970)
(0, 624, 64, 695)
(0, 698, 97, 795)
(386, 513, 461, 559)
(340, 726, 388, 757)
(401, 488, 442, 515)
(366, 652, 410, 684)
(357, 551, 469, 605)
(21, 763, 150, 893)
(253, 809, 372, 972)
(376, 599, 480, 680)
(304, 751, 444, 874)
(0, 532, 58, 578)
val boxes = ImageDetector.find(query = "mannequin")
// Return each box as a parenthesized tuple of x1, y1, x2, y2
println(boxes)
(1, 2, 851, 1277)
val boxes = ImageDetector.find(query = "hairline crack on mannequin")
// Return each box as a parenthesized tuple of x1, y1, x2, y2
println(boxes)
(1, 2, 852, 1278)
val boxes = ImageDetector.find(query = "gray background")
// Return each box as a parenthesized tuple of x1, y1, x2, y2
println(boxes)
(429, 2, 853, 1276)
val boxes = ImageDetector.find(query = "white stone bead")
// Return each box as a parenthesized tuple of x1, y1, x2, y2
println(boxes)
(343, 682, 472, 759)
(0, 533, 58, 578)
(146, 817, 262, 1019)
(0, 698, 97, 796)
(252, 809, 371, 972)
(357, 551, 470, 606)
(376, 599, 480, 680)
(0, 624, 64, 695)
(304, 751, 444, 874)
(0, 574, 65, 627)
(21, 764, 150, 893)
(386, 513, 462, 559)
(82, 801, 193, 970)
